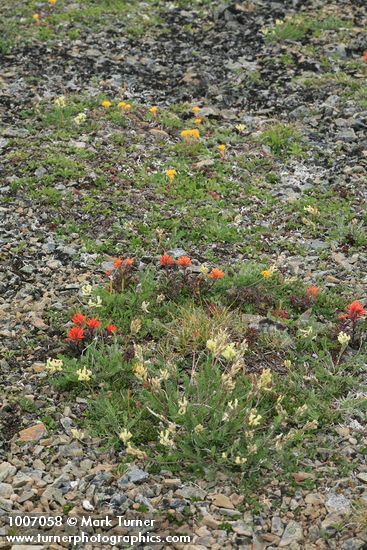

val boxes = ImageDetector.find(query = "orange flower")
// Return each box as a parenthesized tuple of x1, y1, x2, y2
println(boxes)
(72, 313, 86, 326)
(124, 258, 134, 267)
(66, 327, 84, 342)
(105, 270, 112, 277)
(209, 268, 224, 279)
(177, 256, 191, 268)
(113, 258, 123, 268)
(106, 324, 117, 334)
(87, 318, 100, 330)
(160, 254, 175, 267)
(362, 51, 367, 62)
(346, 300, 366, 321)
(306, 286, 319, 298)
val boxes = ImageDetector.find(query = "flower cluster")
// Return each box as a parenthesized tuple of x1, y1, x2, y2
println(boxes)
(66, 312, 117, 344)
(180, 129, 200, 142)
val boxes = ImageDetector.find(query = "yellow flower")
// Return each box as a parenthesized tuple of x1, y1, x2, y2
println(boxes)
(337, 331, 350, 345)
(76, 366, 92, 382)
(194, 117, 202, 125)
(101, 100, 112, 109)
(261, 269, 273, 279)
(181, 129, 200, 142)
(218, 144, 226, 158)
(221, 452, 228, 459)
(192, 106, 200, 115)
(45, 358, 63, 374)
(158, 368, 170, 381)
(156, 293, 166, 303)
(48, 0, 57, 5)
(118, 101, 132, 111)
(304, 205, 319, 216)
(199, 264, 209, 275)
(32, 13, 40, 21)
(88, 296, 102, 308)
(165, 169, 177, 183)
(284, 359, 292, 369)
(149, 106, 158, 116)
(234, 455, 247, 465)
(119, 429, 133, 445)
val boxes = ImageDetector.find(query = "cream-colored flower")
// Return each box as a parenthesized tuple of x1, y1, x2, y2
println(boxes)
(54, 95, 66, 108)
(74, 112, 87, 125)
(221, 373, 235, 391)
(159, 429, 175, 448)
(295, 404, 308, 417)
(156, 293, 166, 304)
(133, 362, 148, 381)
(258, 368, 272, 391)
(221, 452, 228, 459)
(284, 359, 292, 369)
(234, 455, 247, 465)
(194, 424, 204, 434)
(88, 296, 102, 308)
(304, 205, 319, 216)
(221, 343, 237, 361)
(248, 409, 262, 427)
(178, 396, 188, 415)
(150, 377, 162, 391)
(158, 368, 170, 381)
(70, 428, 84, 440)
(45, 358, 63, 373)
(119, 429, 132, 445)
(126, 445, 147, 459)
(130, 318, 142, 334)
(81, 284, 92, 296)
(141, 301, 150, 313)
(299, 326, 313, 338)
(199, 264, 209, 275)
(76, 366, 92, 382)
(338, 331, 350, 345)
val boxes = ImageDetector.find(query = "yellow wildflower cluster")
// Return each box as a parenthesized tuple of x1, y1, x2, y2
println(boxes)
(181, 129, 200, 142)
(118, 101, 132, 111)
(76, 366, 92, 382)
(45, 358, 63, 373)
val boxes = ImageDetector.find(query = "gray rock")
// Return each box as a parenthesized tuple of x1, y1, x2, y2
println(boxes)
(0, 463, 16, 482)
(117, 465, 149, 486)
(342, 539, 366, 550)
(279, 521, 303, 547)
(325, 493, 351, 515)
(272, 516, 284, 536)
(175, 485, 206, 500)
(167, 248, 188, 259)
(0, 483, 13, 499)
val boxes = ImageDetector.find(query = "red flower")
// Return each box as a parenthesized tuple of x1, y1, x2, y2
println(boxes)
(113, 258, 123, 268)
(306, 286, 319, 298)
(106, 324, 117, 334)
(160, 254, 175, 266)
(124, 258, 134, 267)
(209, 268, 225, 279)
(87, 318, 100, 330)
(362, 51, 367, 62)
(105, 270, 112, 277)
(272, 308, 288, 319)
(346, 301, 366, 321)
(67, 327, 85, 342)
(72, 313, 86, 326)
(177, 256, 191, 268)
(338, 313, 348, 321)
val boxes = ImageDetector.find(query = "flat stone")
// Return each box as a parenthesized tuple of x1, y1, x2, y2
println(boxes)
(232, 519, 253, 536)
(356, 472, 367, 483)
(0, 483, 13, 498)
(0, 462, 16, 482)
(271, 516, 284, 536)
(279, 521, 303, 547)
(117, 465, 149, 486)
(210, 494, 234, 509)
(325, 494, 351, 515)
(19, 423, 47, 442)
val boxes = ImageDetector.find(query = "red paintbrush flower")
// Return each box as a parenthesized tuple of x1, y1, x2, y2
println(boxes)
(362, 51, 367, 62)
(306, 286, 319, 298)
(160, 254, 175, 266)
(66, 327, 85, 342)
(72, 313, 86, 326)
(346, 300, 366, 321)
(177, 256, 192, 268)
(106, 324, 117, 334)
(87, 318, 100, 330)
(124, 258, 134, 267)
(209, 268, 225, 279)
(113, 258, 123, 268)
